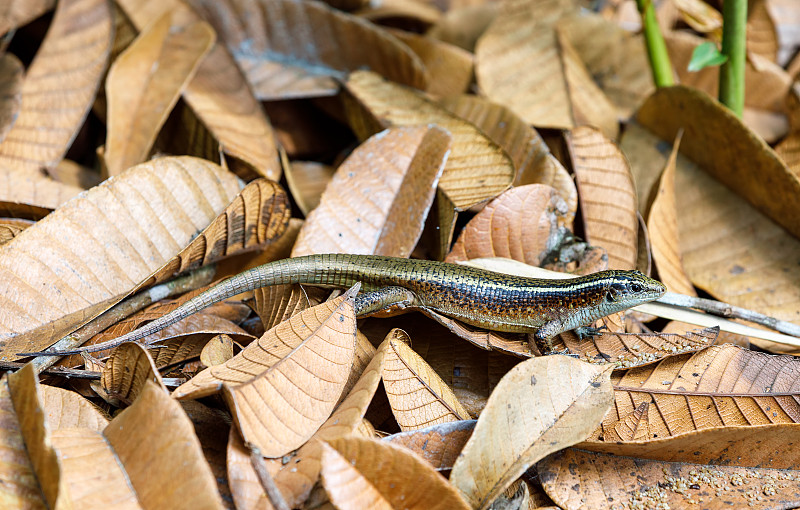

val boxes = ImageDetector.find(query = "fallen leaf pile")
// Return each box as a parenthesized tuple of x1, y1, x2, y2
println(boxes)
(1, 0, 800, 508)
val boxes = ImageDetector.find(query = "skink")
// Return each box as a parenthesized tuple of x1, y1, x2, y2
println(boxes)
(24, 254, 666, 356)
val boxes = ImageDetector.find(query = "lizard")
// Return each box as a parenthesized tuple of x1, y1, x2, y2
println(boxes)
(20, 253, 666, 357)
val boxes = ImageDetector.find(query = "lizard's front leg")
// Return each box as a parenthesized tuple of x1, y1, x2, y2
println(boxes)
(354, 286, 421, 317)
(532, 319, 578, 357)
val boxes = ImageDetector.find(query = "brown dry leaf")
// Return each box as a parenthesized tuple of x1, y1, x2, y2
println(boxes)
(227, 427, 277, 510)
(427, 3, 498, 52)
(588, 344, 800, 443)
(321, 436, 471, 510)
(40, 384, 109, 431)
(174, 290, 357, 458)
(200, 334, 234, 367)
(105, 381, 225, 508)
(179, 400, 232, 504)
(620, 121, 674, 217)
(384, 419, 476, 470)
(0, 54, 23, 143)
(285, 161, 335, 216)
(253, 284, 329, 332)
(356, 0, 442, 28)
(475, 0, 618, 140)
(344, 70, 514, 212)
(102, 342, 167, 406)
(439, 94, 577, 215)
(449, 356, 613, 509)
(748, 0, 779, 62)
(116, 0, 282, 181)
(646, 133, 696, 295)
(771, 0, 800, 66)
(0, 221, 29, 245)
(383, 329, 471, 430)
(191, 0, 426, 100)
(48, 159, 103, 189)
(0, 165, 87, 210)
(104, 10, 215, 176)
(0, 0, 55, 35)
(0, 0, 112, 173)
(292, 125, 449, 257)
(446, 184, 571, 266)
(568, 126, 638, 270)
(538, 447, 800, 510)
(0, 156, 242, 359)
(389, 29, 473, 98)
(673, 0, 723, 37)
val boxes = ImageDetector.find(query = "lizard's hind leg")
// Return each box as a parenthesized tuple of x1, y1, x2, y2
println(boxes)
(355, 286, 421, 317)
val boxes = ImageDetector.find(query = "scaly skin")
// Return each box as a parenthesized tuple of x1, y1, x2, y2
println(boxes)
(24, 254, 666, 356)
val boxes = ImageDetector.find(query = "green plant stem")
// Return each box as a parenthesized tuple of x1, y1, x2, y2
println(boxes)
(636, 0, 674, 87)
(719, 0, 747, 116)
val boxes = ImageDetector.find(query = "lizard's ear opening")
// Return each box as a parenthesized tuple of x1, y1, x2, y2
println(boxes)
(606, 282, 626, 302)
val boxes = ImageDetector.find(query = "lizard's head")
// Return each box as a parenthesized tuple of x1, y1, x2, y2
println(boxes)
(603, 270, 666, 308)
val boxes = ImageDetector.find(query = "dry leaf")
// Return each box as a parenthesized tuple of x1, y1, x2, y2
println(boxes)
(0, 165, 86, 211)
(646, 132, 696, 295)
(446, 184, 571, 267)
(748, 0, 779, 62)
(568, 126, 638, 270)
(102, 342, 167, 406)
(0, 156, 242, 358)
(104, 10, 215, 176)
(253, 284, 329, 332)
(200, 334, 234, 367)
(191, 0, 426, 100)
(449, 355, 613, 509)
(384, 419, 476, 470)
(0, 0, 112, 173)
(0, 0, 55, 35)
(227, 427, 277, 510)
(292, 125, 449, 257)
(40, 384, 109, 431)
(427, 3, 498, 52)
(0, 54, 23, 143)
(389, 29, 473, 98)
(383, 329, 471, 430)
(321, 436, 471, 510)
(439, 94, 577, 216)
(285, 161, 335, 216)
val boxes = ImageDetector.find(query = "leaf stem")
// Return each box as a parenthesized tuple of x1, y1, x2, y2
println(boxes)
(636, 0, 674, 87)
(718, 0, 747, 116)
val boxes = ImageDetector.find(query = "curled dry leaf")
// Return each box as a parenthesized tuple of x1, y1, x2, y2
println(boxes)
(538, 447, 800, 510)
(449, 355, 613, 510)
(102, 342, 167, 406)
(475, 0, 618, 139)
(383, 329, 471, 430)
(321, 436, 471, 510)
(588, 344, 800, 443)
(227, 427, 278, 510)
(105, 381, 225, 509)
(292, 126, 449, 257)
(104, 9, 215, 176)
(355, 0, 442, 28)
(0, 0, 112, 174)
(285, 161, 335, 216)
(253, 284, 329, 332)
(568, 126, 638, 270)
(174, 290, 357, 458)
(439, 94, 577, 216)
(637, 85, 800, 240)
(384, 419, 476, 470)
(0, 0, 55, 35)
(748, 0, 780, 62)
(191, 0, 426, 100)
(446, 184, 571, 267)
(646, 133, 696, 296)
(200, 334, 234, 367)
(344, 70, 514, 212)
(40, 384, 109, 431)
(389, 29, 473, 98)
(0, 156, 242, 359)
(116, 0, 282, 181)
(557, 326, 719, 369)
(0, 54, 23, 143)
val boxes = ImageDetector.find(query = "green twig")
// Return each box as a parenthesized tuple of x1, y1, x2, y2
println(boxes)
(719, 0, 747, 116)
(636, 0, 674, 87)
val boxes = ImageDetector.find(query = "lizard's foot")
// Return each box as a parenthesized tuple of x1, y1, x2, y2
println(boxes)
(545, 348, 579, 359)
(574, 324, 607, 340)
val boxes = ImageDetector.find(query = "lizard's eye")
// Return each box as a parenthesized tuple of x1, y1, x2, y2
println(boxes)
(629, 282, 643, 293)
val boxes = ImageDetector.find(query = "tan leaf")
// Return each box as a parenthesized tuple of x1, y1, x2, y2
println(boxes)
(0, 156, 242, 358)
(427, 3, 499, 52)
(439, 94, 577, 215)
(0, 54, 23, 143)
(355, 0, 442, 28)
(321, 436, 471, 510)
(383, 330, 471, 430)
(200, 334, 234, 367)
(180, 400, 232, 504)
(344, 70, 514, 212)
(253, 284, 329, 332)
(748, 0, 779, 62)
(40, 384, 109, 431)
(384, 419, 476, 470)
(672, 0, 723, 36)
(539, 447, 800, 510)
(589, 344, 800, 443)
(102, 342, 167, 406)
(104, 381, 225, 509)
(104, 10, 215, 176)
(285, 161, 334, 216)
(446, 184, 571, 267)
(190, 0, 426, 100)
(646, 133, 696, 295)
(292, 125, 449, 257)
(449, 356, 613, 509)
(568, 126, 638, 270)
(116, 0, 282, 181)
(0, 0, 55, 35)
(226, 427, 281, 510)
(0, 165, 86, 210)
(0, 221, 29, 245)
(0, 0, 112, 173)
(389, 29, 473, 98)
